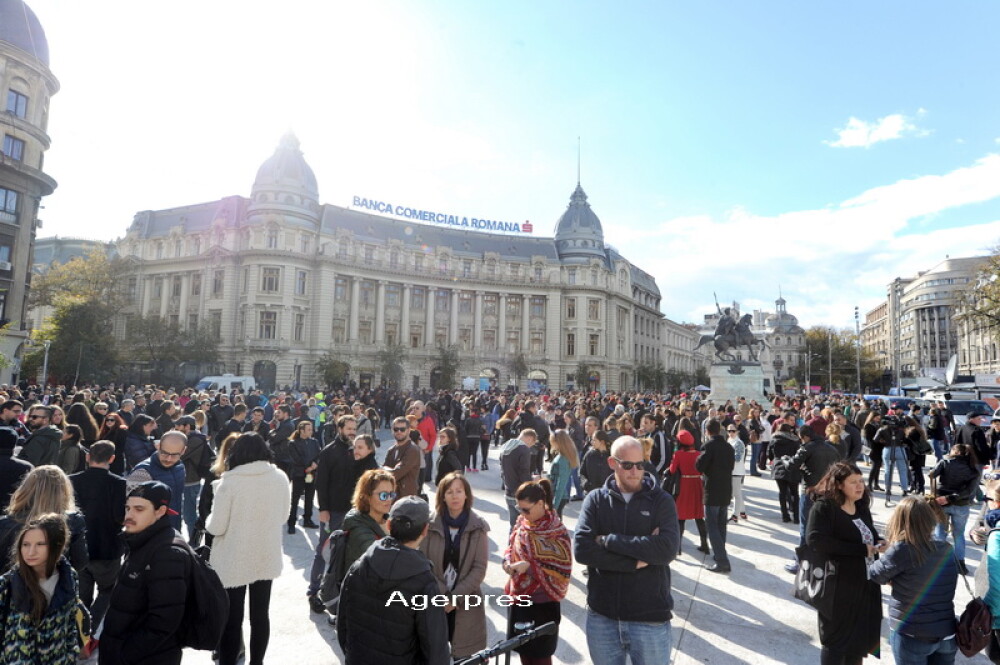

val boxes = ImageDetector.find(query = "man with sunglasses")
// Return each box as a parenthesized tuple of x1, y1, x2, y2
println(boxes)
(18, 405, 62, 467)
(575, 436, 679, 663)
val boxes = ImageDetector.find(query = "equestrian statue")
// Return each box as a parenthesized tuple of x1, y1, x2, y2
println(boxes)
(694, 296, 769, 363)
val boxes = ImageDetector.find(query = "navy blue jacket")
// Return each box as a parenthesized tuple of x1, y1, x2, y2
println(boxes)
(130, 454, 185, 531)
(574, 472, 679, 622)
(869, 540, 957, 639)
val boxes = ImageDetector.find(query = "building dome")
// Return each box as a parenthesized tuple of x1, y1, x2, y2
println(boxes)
(0, 0, 48, 65)
(765, 296, 803, 333)
(553, 184, 606, 263)
(251, 132, 319, 203)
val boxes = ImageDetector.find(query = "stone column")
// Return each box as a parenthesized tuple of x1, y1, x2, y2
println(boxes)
(349, 278, 360, 341)
(401, 285, 411, 345)
(450, 290, 459, 345)
(159, 277, 170, 318)
(498, 294, 507, 351)
(473, 291, 483, 349)
(425, 287, 435, 348)
(140, 276, 152, 316)
(521, 294, 530, 351)
(178, 274, 191, 325)
(375, 280, 386, 344)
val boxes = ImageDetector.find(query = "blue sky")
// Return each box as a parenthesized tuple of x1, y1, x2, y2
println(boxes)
(28, 1, 1000, 328)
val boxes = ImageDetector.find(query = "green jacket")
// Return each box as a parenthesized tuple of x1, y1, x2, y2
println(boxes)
(343, 508, 386, 572)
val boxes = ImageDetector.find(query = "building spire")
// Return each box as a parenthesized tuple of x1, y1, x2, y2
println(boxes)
(577, 136, 581, 186)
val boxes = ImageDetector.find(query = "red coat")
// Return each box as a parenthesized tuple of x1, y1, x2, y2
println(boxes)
(668, 448, 704, 519)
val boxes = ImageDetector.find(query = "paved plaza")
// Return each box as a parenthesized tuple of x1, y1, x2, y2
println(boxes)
(179, 434, 993, 664)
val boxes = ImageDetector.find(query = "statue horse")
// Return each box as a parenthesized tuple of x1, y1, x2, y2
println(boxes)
(694, 314, 769, 362)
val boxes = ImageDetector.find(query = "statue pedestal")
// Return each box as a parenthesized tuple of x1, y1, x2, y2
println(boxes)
(708, 363, 770, 406)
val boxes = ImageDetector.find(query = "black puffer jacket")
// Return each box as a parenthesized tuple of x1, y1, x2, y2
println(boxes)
(695, 435, 735, 506)
(929, 457, 980, 506)
(769, 432, 802, 484)
(337, 537, 450, 665)
(791, 439, 840, 489)
(100, 516, 190, 665)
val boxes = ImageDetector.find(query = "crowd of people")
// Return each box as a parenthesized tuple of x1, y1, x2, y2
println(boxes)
(0, 382, 999, 664)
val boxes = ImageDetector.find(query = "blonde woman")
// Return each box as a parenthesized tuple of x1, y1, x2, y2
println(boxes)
(548, 429, 580, 517)
(196, 431, 240, 548)
(0, 465, 88, 573)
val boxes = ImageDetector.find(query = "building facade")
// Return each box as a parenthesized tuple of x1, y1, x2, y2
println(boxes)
(0, 0, 58, 384)
(112, 134, 695, 393)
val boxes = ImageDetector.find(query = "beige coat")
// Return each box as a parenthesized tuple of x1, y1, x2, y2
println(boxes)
(419, 509, 490, 659)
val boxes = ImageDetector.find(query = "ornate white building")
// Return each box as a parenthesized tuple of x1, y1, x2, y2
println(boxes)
(112, 134, 700, 392)
(0, 0, 58, 383)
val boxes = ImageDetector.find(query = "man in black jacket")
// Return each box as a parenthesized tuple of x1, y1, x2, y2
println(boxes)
(784, 425, 841, 574)
(956, 411, 991, 466)
(574, 436, 679, 663)
(100, 481, 190, 665)
(513, 401, 549, 475)
(70, 440, 126, 628)
(268, 405, 295, 475)
(337, 496, 449, 665)
(0, 426, 30, 510)
(695, 419, 735, 573)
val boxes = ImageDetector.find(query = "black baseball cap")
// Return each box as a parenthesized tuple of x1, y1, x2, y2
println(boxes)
(128, 481, 179, 515)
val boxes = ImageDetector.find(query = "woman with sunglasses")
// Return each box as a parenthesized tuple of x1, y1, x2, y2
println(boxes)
(503, 478, 572, 665)
(97, 412, 128, 475)
(420, 471, 490, 661)
(343, 469, 396, 572)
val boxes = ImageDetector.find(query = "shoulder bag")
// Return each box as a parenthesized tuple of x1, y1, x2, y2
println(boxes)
(793, 545, 838, 617)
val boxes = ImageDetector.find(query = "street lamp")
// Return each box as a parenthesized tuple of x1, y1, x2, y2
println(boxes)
(40, 340, 50, 389)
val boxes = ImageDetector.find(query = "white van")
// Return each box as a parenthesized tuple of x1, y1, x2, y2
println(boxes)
(196, 374, 256, 393)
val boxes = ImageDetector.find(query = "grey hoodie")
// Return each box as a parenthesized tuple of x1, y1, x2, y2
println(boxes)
(19, 426, 62, 467)
(500, 438, 532, 498)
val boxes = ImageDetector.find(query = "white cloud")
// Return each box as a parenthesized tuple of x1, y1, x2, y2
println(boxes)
(825, 112, 927, 148)
(613, 154, 1000, 328)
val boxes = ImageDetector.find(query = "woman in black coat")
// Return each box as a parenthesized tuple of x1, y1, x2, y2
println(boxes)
(434, 427, 463, 486)
(806, 461, 884, 665)
(579, 431, 613, 493)
(769, 423, 802, 523)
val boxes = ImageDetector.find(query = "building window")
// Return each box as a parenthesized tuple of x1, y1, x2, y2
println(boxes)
(459, 328, 472, 350)
(389, 250, 399, 269)
(364, 246, 375, 265)
(300, 235, 310, 253)
(174, 240, 182, 258)
(5, 91, 27, 118)
(462, 260, 472, 278)
(591, 270, 598, 286)
(332, 318, 346, 344)
(0, 188, 18, 224)
(210, 311, 222, 340)
(261, 267, 280, 293)
(507, 297, 521, 317)
(483, 329, 496, 350)
(567, 333, 575, 357)
(534, 265, 543, 281)
(212, 270, 224, 297)
(125, 277, 137, 303)
(335, 278, 348, 301)
(154, 242, 163, 259)
(412, 287, 425, 309)
(360, 281, 374, 307)
(506, 331, 520, 353)
(152, 277, 163, 299)
(191, 237, 201, 255)
(435, 327, 447, 347)
(438, 257, 449, 274)
(337, 242, 348, 259)
(530, 296, 545, 318)
(566, 298, 576, 319)
(589, 334, 599, 356)
(187, 313, 199, 331)
(386, 284, 401, 307)
(567, 269, 576, 285)
(410, 325, 422, 348)
(266, 230, 279, 249)
(191, 273, 201, 296)
(483, 294, 497, 316)
(530, 331, 544, 354)
(258, 311, 277, 339)
(486, 261, 496, 279)
(2, 135, 23, 161)
(386, 323, 398, 346)
(435, 290, 450, 312)
(295, 270, 307, 296)
(510, 264, 520, 279)
(588, 299, 600, 320)
(459, 292, 473, 314)
(294, 313, 305, 341)
(414, 255, 424, 271)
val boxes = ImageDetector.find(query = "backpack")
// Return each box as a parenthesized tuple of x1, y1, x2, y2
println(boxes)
(318, 529, 350, 613)
(172, 540, 229, 650)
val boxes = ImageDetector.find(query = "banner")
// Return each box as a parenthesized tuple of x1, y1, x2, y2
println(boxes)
(351, 196, 533, 234)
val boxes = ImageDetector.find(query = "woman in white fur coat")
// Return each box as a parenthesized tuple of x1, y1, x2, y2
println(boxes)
(207, 432, 291, 665)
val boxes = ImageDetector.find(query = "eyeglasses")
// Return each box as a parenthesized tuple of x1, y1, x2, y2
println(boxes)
(392, 427, 408, 433)
(612, 457, 643, 471)
(158, 451, 183, 459)
(376, 491, 397, 502)
(727, 429, 737, 433)
(518, 502, 538, 515)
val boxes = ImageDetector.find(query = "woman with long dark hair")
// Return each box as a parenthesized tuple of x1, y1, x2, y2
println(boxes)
(503, 478, 572, 665)
(904, 416, 931, 495)
(207, 433, 291, 665)
(806, 461, 884, 665)
(124, 414, 157, 471)
(0, 513, 82, 662)
(869, 497, 958, 665)
(97, 412, 128, 475)
(352, 434, 379, 475)
(928, 443, 980, 575)
(434, 427, 463, 486)
(864, 412, 884, 491)
(420, 471, 489, 661)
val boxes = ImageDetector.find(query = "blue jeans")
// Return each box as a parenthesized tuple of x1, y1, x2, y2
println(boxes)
(569, 467, 584, 499)
(883, 447, 910, 495)
(183, 483, 201, 538)
(934, 503, 970, 563)
(505, 496, 519, 529)
(704, 505, 729, 567)
(890, 631, 957, 665)
(799, 491, 814, 546)
(931, 438, 947, 462)
(586, 609, 672, 665)
(750, 443, 762, 475)
(308, 510, 346, 597)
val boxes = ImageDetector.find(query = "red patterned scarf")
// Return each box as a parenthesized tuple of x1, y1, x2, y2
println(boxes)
(504, 510, 572, 601)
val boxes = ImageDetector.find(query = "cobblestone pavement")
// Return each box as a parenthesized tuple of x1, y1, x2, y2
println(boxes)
(177, 442, 992, 664)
